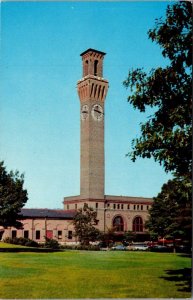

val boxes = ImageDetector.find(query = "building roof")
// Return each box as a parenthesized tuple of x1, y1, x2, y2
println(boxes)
(80, 48, 106, 56)
(63, 195, 153, 204)
(105, 195, 153, 204)
(19, 208, 76, 219)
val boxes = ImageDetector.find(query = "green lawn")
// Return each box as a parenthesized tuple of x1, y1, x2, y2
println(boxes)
(0, 244, 191, 298)
(0, 242, 31, 249)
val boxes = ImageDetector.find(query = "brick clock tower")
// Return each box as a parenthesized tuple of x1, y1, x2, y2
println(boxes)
(63, 48, 152, 235)
(77, 49, 109, 200)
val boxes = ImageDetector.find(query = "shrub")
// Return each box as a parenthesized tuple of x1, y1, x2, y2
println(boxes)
(3, 237, 13, 244)
(44, 237, 60, 249)
(24, 239, 39, 247)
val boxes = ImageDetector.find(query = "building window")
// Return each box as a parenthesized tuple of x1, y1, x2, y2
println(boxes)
(94, 60, 98, 76)
(133, 216, 143, 232)
(113, 204, 116, 209)
(12, 230, 17, 239)
(117, 204, 120, 209)
(36, 230, 40, 240)
(107, 203, 110, 208)
(96, 203, 98, 209)
(127, 204, 130, 209)
(113, 216, 124, 232)
(137, 205, 139, 210)
(67, 204, 69, 210)
(68, 231, 73, 239)
(121, 204, 124, 209)
(141, 205, 143, 210)
(134, 205, 136, 210)
(147, 205, 149, 210)
(75, 204, 77, 210)
(85, 60, 89, 76)
(24, 230, 29, 239)
(58, 231, 62, 239)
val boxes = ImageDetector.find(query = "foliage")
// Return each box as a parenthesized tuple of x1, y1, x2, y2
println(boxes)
(73, 203, 101, 245)
(123, 1, 192, 179)
(100, 227, 117, 247)
(123, 230, 137, 244)
(146, 178, 192, 244)
(0, 161, 28, 228)
(3, 237, 38, 247)
(44, 237, 60, 249)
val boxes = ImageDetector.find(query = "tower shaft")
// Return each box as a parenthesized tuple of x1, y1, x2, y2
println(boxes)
(77, 49, 108, 199)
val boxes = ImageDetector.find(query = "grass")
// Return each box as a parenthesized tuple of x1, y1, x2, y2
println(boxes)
(0, 242, 31, 248)
(0, 243, 191, 298)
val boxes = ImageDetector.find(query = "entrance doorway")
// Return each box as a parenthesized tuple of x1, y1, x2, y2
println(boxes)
(46, 230, 53, 239)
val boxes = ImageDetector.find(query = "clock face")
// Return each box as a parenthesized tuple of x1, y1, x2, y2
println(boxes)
(81, 104, 89, 120)
(91, 104, 103, 121)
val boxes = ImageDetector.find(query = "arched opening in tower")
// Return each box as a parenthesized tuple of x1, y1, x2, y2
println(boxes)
(85, 60, 89, 76)
(94, 60, 98, 76)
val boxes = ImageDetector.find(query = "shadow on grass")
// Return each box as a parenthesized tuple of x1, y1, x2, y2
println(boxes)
(160, 268, 192, 293)
(0, 247, 61, 253)
(178, 253, 192, 258)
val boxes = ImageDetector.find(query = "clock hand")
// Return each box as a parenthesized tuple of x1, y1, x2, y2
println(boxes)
(94, 109, 102, 113)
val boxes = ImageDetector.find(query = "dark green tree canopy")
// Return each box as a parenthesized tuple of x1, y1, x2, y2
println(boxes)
(73, 203, 101, 245)
(123, 1, 192, 179)
(145, 177, 192, 243)
(0, 161, 28, 228)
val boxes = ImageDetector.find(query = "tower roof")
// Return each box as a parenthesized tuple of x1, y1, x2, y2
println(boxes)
(80, 48, 106, 57)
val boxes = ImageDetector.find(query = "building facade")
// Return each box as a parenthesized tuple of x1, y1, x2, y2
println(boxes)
(1, 49, 153, 244)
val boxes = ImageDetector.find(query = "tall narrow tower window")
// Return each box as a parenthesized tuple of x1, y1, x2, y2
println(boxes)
(85, 60, 89, 76)
(94, 60, 98, 76)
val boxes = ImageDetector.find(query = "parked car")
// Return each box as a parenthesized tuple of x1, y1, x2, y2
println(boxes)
(98, 242, 109, 251)
(111, 244, 127, 251)
(130, 243, 149, 251)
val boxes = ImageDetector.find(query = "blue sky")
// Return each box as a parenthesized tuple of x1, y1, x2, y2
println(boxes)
(0, 1, 173, 209)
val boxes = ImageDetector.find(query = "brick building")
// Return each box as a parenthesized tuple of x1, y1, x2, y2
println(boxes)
(2, 49, 153, 244)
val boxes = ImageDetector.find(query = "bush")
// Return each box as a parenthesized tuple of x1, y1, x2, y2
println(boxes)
(3, 237, 13, 244)
(24, 239, 39, 247)
(44, 237, 60, 249)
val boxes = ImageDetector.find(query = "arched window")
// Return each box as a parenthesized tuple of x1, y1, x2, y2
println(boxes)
(113, 216, 124, 232)
(133, 216, 143, 232)
(94, 60, 98, 76)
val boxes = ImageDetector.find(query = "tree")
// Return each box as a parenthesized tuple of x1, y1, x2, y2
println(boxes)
(123, 230, 137, 244)
(0, 161, 28, 228)
(123, 2, 192, 245)
(73, 203, 101, 245)
(100, 227, 117, 247)
(123, 1, 192, 180)
(145, 178, 192, 245)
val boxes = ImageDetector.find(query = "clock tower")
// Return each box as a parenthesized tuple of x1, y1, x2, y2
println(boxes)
(77, 49, 109, 199)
